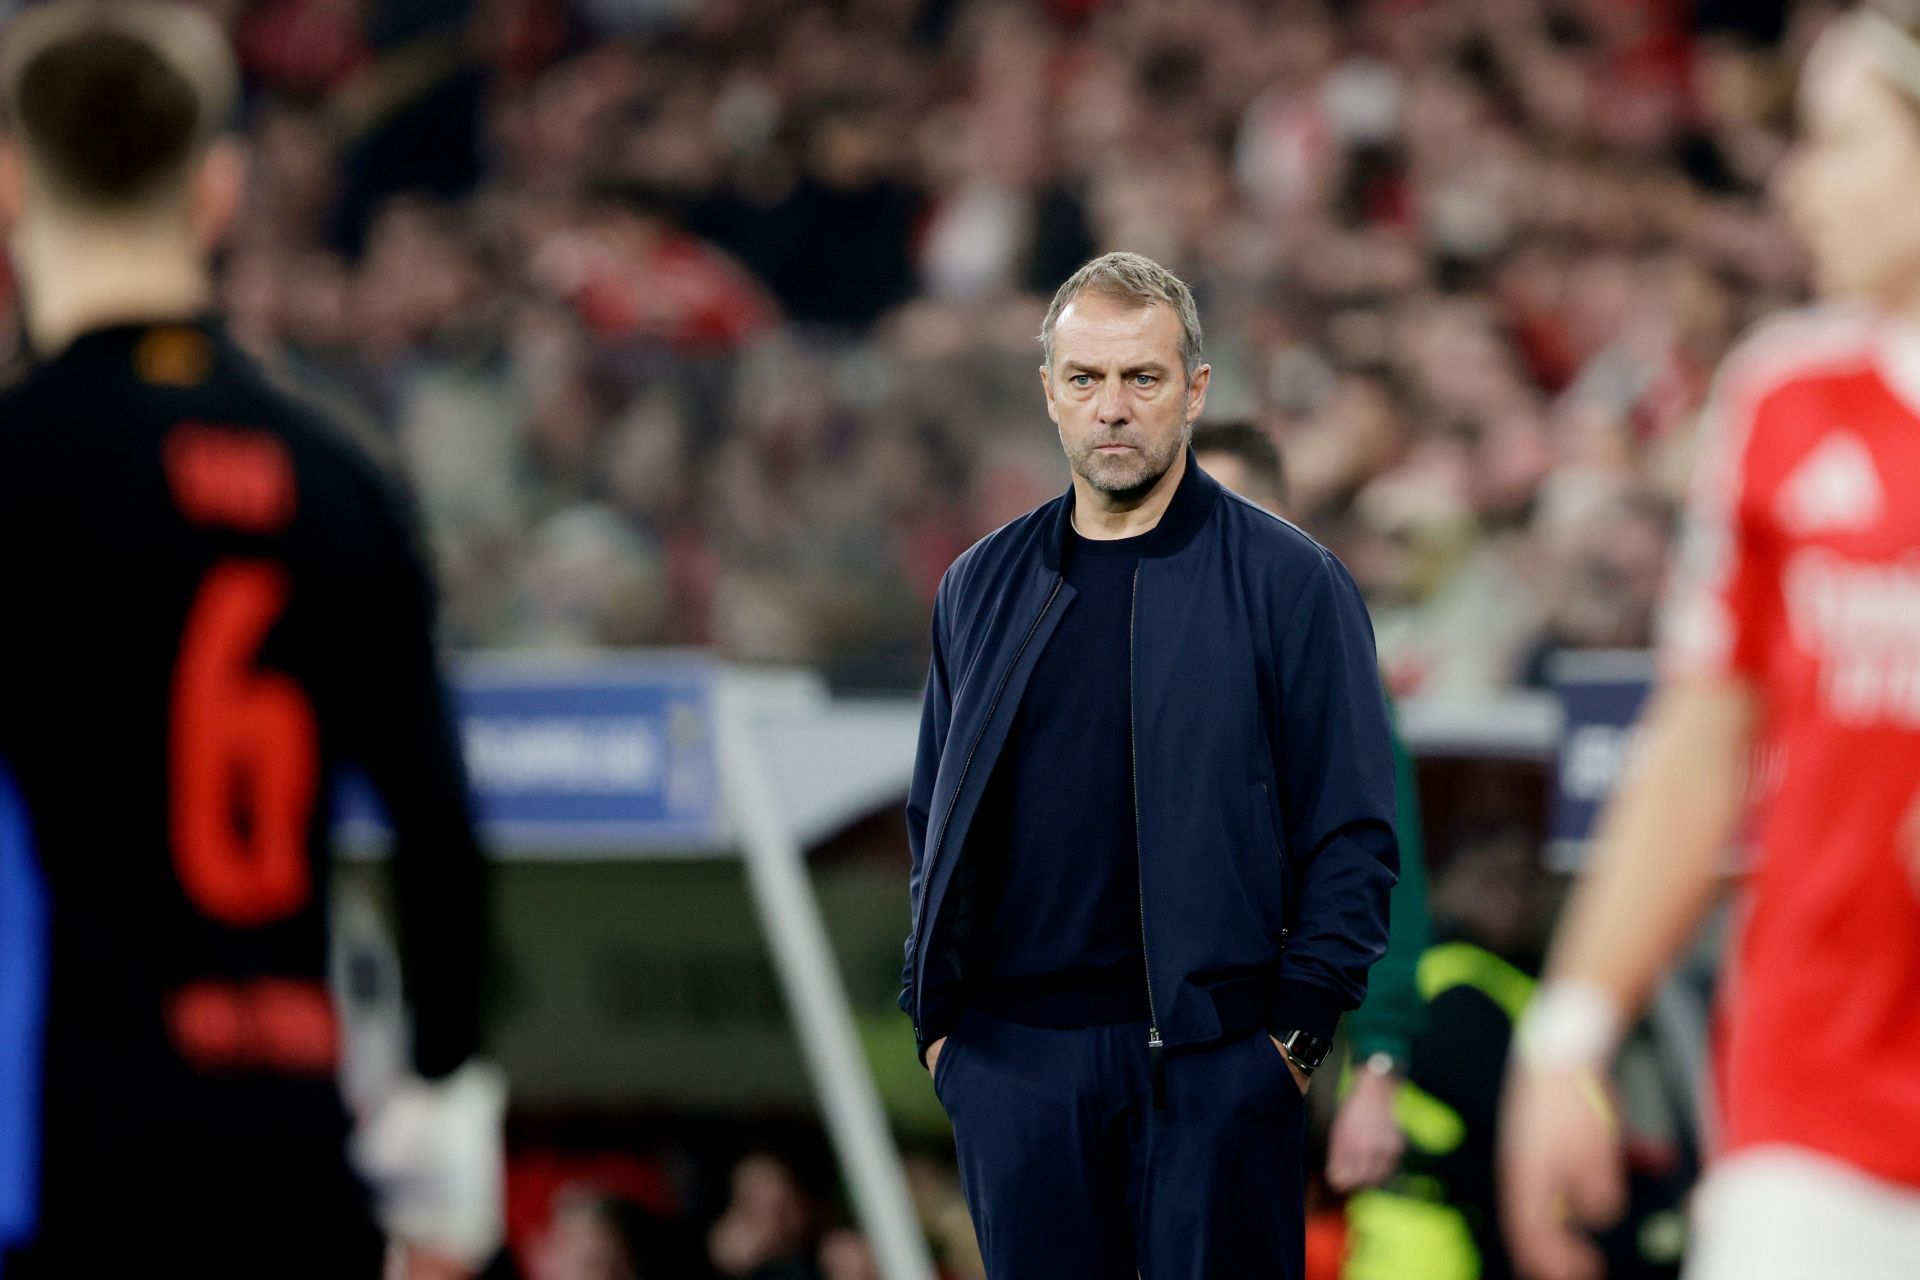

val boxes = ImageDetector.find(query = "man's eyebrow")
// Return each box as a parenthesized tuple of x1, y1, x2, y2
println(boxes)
(1059, 360, 1171, 375)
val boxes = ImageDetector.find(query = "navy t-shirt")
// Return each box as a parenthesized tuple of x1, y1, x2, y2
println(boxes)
(966, 519, 1165, 1027)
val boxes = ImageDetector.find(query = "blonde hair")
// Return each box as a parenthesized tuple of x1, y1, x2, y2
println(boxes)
(1039, 251, 1204, 379)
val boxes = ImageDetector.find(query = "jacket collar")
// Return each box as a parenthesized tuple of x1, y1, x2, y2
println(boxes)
(1041, 447, 1222, 571)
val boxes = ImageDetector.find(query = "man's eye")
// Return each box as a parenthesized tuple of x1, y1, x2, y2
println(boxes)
(1071, 375, 1093, 387)
(1134, 374, 1157, 388)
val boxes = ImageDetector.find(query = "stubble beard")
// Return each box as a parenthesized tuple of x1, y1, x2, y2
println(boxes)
(1063, 420, 1191, 504)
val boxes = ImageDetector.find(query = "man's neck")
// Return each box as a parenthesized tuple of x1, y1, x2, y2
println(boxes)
(1072, 447, 1187, 541)
(15, 219, 210, 357)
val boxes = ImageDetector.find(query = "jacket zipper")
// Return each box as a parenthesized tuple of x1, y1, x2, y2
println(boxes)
(912, 574, 1066, 1034)
(1130, 563, 1166, 1107)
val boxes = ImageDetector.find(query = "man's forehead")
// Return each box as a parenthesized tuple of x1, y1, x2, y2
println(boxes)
(1052, 293, 1181, 362)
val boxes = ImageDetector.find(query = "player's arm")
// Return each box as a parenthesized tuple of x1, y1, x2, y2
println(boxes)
(1503, 356, 1769, 1280)
(1542, 677, 1754, 1016)
(338, 476, 502, 1273)
(349, 493, 488, 1080)
(1499, 679, 1752, 1280)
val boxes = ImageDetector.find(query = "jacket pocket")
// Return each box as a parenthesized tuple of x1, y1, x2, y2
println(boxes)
(931, 1028, 961, 1104)
(1249, 1028, 1307, 1109)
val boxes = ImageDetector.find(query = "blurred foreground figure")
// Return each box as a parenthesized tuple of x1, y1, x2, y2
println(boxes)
(0, 4, 496, 1276)
(1502, 6, 1920, 1279)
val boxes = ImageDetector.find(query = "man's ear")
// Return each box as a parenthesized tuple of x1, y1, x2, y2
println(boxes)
(1040, 365, 1060, 426)
(1185, 363, 1211, 423)
(189, 139, 247, 248)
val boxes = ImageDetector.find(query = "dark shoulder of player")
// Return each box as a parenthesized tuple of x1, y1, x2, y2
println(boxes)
(229, 347, 428, 561)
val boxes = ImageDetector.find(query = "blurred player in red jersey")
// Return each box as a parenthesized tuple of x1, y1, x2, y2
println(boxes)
(1502, 5, 1920, 1279)
(0, 4, 499, 1277)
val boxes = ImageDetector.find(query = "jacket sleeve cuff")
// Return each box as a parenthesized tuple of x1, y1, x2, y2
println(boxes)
(1265, 979, 1346, 1043)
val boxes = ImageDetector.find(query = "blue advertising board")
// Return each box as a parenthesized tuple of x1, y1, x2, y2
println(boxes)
(337, 654, 725, 854)
(1549, 650, 1655, 872)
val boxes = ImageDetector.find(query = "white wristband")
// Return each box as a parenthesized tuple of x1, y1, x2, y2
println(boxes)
(1516, 980, 1623, 1070)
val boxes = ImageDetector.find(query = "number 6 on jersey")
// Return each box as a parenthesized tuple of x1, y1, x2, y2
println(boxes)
(170, 560, 319, 926)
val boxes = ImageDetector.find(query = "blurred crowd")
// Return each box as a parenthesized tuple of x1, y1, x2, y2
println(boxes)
(515, 1148, 984, 1280)
(97, 0, 1820, 689)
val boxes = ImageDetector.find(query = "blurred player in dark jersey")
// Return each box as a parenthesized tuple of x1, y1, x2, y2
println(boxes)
(0, 3, 497, 1276)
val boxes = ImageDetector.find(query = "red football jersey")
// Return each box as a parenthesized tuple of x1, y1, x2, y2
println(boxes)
(1664, 306, 1920, 1187)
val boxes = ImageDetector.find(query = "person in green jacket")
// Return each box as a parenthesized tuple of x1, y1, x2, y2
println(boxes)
(1192, 423, 1434, 1192)
(1341, 828, 1542, 1280)
(1328, 723, 1432, 1190)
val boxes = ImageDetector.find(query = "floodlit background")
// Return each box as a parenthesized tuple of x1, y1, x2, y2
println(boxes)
(62, 0, 1821, 1275)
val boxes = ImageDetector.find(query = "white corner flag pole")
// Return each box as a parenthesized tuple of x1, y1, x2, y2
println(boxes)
(716, 683, 936, 1280)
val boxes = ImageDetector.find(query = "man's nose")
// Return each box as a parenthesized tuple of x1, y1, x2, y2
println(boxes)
(1095, 379, 1129, 424)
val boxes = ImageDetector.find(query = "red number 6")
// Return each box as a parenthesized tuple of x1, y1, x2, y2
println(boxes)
(169, 561, 319, 926)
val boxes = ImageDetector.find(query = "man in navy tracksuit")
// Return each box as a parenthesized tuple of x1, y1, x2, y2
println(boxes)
(900, 252, 1399, 1279)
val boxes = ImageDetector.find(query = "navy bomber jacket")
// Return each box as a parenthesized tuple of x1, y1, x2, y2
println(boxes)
(899, 451, 1399, 1068)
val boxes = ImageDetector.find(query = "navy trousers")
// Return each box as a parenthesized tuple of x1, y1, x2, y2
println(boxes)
(934, 1006, 1308, 1279)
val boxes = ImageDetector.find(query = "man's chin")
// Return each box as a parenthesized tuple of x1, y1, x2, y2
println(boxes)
(1080, 454, 1170, 501)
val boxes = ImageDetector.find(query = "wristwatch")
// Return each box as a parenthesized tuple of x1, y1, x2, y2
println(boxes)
(1278, 1029, 1332, 1076)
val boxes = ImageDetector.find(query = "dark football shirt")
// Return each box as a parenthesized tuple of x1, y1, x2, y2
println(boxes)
(0, 317, 485, 1275)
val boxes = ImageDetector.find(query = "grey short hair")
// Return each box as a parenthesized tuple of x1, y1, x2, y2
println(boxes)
(1039, 251, 1204, 379)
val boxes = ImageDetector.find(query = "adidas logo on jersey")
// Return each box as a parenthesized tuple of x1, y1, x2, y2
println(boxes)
(1776, 433, 1884, 534)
